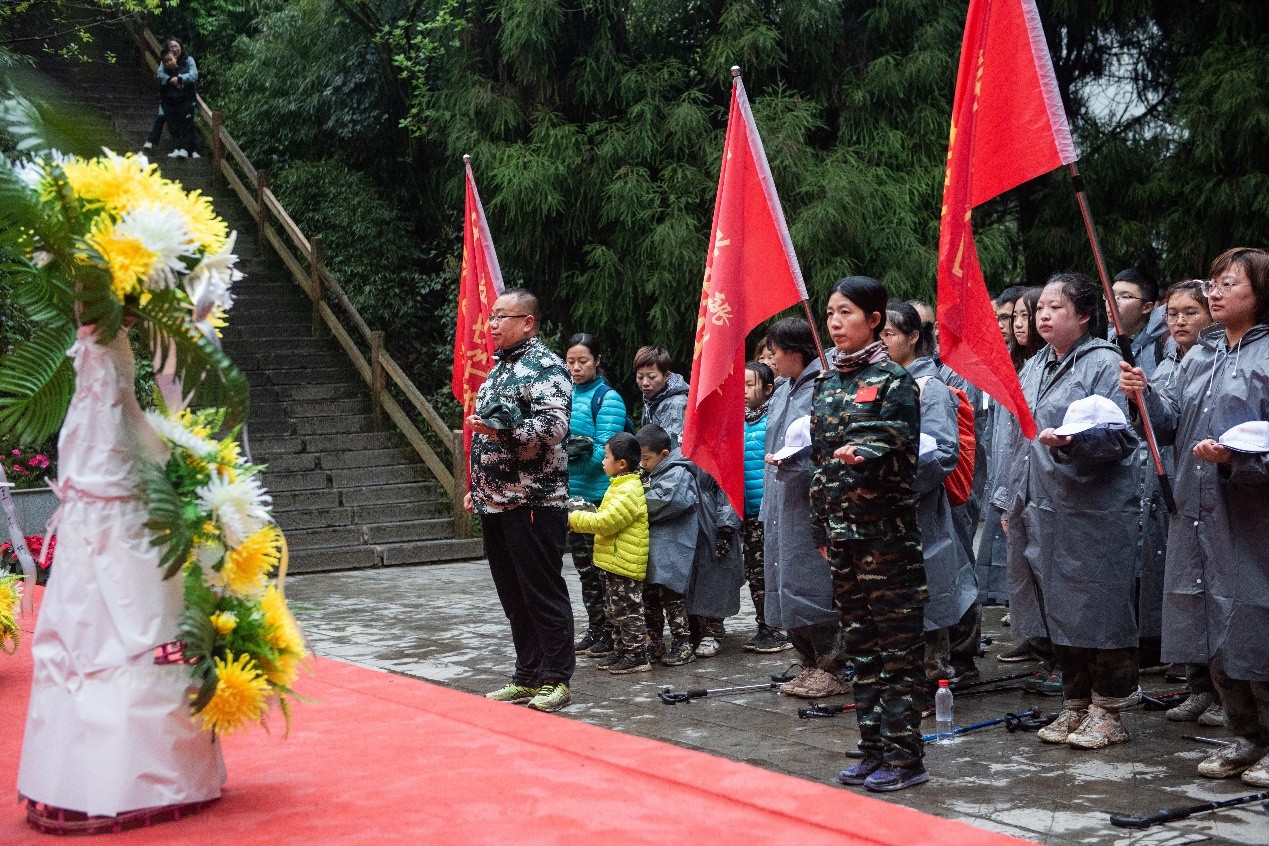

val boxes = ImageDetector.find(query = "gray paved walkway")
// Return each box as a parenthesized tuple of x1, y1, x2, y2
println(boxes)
(286, 560, 1267, 846)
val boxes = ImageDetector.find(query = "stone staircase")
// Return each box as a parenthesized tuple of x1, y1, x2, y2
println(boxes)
(26, 21, 484, 573)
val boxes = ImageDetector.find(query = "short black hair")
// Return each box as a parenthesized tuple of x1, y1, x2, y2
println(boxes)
(635, 424, 671, 454)
(1113, 268, 1159, 303)
(832, 276, 889, 340)
(1045, 271, 1108, 339)
(606, 432, 642, 471)
(765, 317, 817, 366)
(745, 360, 775, 390)
(994, 285, 1026, 307)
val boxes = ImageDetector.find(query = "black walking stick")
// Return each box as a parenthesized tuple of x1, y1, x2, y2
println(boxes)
(659, 681, 781, 704)
(921, 708, 1043, 742)
(1109, 791, 1269, 830)
(798, 702, 857, 719)
(950, 670, 1035, 692)
(1141, 690, 1189, 710)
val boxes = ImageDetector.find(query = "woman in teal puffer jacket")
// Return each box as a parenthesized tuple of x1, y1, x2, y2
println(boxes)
(565, 334, 629, 657)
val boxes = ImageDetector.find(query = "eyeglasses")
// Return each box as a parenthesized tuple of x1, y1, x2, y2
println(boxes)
(1113, 293, 1143, 303)
(1200, 277, 1245, 297)
(488, 313, 530, 325)
(996, 313, 1014, 325)
(1165, 309, 1205, 324)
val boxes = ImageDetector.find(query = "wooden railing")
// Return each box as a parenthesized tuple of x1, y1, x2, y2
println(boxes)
(128, 21, 472, 538)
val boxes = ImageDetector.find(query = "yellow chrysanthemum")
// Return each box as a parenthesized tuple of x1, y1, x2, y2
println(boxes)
(209, 610, 238, 635)
(261, 583, 306, 656)
(84, 217, 158, 300)
(62, 152, 167, 216)
(159, 184, 228, 253)
(194, 651, 270, 735)
(176, 408, 214, 440)
(0, 576, 21, 655)
(217, 524, 282, 596)
(215, 438, 242, 470)
(264, 651, 299, 689)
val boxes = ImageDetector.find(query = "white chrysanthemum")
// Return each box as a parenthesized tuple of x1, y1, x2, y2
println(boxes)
(114, 203, 198, 289)
(145, 410, 220, 459)
(197, 469, 272, 549)
(186, 230, 241, 323)
(13, 158, 46, 191)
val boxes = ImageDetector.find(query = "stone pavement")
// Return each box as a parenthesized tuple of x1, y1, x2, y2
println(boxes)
(286, 560, 1268, 846)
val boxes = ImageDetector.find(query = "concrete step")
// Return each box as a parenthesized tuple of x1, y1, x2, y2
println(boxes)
(271, 489, 340, 511)
(287, 544, 379, 573)
(247, 352, 351, 371)
(338, 481, 441, 507)
(363, 518, 452, 545)
(264, 469, 328, 492)
(276, 507, 354, 531)
(283, 398, 370, 418)
(267, 367, 361, 386)
(331, 464, 432, 488)
(293, 414, 376, 436)
(319, 447, 413, 470)
(275, 383, 364, 403)
(304, 431, 402, 453)
(379, 538, 485, 568)
(263, 453, 320, 474)
(224, 323, 314, 341)
(351, 500, 447, 523)
(287, 525, 364, 550)
(248, 417, 293, 437)
(251, 435, 304, 457)
(224, 338, 336, 358)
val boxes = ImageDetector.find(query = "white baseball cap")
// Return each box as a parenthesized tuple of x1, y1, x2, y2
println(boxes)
(1053, 395, 1128, 437)
(1218, 421, 1269, 454)
(772, 416, 812, 461)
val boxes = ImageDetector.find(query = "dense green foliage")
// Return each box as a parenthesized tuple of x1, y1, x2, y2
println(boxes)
(151, 0, 1266, 398)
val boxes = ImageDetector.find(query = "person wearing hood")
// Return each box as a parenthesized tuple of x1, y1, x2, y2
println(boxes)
(1121, 247, 1269, 786)
(761, 318, 846, 699)
(742, 360, 789, 653)
(1109, 268, 1169, 377)
(881, 302, 979, 687)
(634, 346, 689, 447)
(998, 273, 1141, 751)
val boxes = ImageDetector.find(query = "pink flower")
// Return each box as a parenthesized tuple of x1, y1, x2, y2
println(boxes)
(10, 449, 20, 456)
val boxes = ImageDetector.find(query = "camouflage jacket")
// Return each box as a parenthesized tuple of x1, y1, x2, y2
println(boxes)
(470, 338, 572, 513)
(809, 360, 921, 544)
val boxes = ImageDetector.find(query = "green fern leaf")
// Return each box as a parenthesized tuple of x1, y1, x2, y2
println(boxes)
(0, 323, 75, 444)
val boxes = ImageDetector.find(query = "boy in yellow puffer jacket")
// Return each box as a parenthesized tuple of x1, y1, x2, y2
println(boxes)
(568, 432, 651, 674)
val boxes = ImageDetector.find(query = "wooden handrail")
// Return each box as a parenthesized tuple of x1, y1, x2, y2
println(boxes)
(125, 16, 469, 533)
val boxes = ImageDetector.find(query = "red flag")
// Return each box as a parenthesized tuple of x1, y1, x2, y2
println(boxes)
(937, 0, 1078, 439)
(452, 156, 505, 467)
(682, 72, 810, 514)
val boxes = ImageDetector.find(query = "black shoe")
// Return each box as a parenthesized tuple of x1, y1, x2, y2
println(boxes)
(607, 652, 652, 674)
(950, 668, 980, 685)
(582, 632, 614, 657)
(751, 629, 794, 653)
(661, 640, 696, 666)
(864, 763, 929, 792)
(837, 757, 884, 786)
(575, 628, 601, 653)
(646, 638, 665, 662)
(596, 651, 619, 670)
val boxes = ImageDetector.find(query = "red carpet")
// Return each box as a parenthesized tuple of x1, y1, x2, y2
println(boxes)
(2, 588, 1031, 845)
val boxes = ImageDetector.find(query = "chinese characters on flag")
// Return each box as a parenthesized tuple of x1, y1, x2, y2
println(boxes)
(937, 0, 1078, 439)
(452, 156, 505, 469)
(682, 71, 810, 514)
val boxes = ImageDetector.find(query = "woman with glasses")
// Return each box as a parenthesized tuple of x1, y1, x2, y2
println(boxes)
(1121, 248, 1269, 786)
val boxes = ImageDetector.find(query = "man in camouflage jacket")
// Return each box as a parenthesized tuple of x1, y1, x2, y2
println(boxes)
(466, 288, 575, 709)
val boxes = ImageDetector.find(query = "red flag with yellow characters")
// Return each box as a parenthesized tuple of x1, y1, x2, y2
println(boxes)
(452, 156, 505, 467)
(937, 0, 1078, 439)
(682, 70, 810, 514)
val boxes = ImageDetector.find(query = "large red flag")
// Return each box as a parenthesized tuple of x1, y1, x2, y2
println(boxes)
(452, 155, 505, 467)
(682, 71, 810, 514)
(937, 0, 1078, 439)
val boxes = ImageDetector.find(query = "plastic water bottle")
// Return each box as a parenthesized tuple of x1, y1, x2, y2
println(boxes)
(934, 679, 955, 744)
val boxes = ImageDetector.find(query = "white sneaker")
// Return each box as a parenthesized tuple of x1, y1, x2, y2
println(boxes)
(142, 141, 153, 150)
(168, 149, 188, 159)
(694, 637, 721, 657)
(190, 151, 201, 159)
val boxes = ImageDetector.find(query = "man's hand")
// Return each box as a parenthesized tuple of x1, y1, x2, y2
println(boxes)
(833, 444, 866, 465)
(463, 493, 475, 513)
(1037, 427, 1073, 449)
(466, 415, 496, 437)
(1193, 438, 1232, 465)
(1119, 361, 1148, 396)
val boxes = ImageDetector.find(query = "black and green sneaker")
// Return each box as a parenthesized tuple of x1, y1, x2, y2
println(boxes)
(527, 681, 571, 712)
(485, 682, 541, 704)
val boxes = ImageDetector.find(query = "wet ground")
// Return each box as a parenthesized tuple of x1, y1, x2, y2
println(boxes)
(286, 560, 1268, 846)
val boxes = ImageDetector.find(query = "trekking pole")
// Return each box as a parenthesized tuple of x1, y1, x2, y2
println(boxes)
(798, 702, 857, 719)
(1141, 690, 1189, 711)
(1109, 791, 1269, 830)
(950, 670, 1035, 692)
(659, 681, 781, 704)
(921, 708, 1040, 743)
(1182, 735, 1232, 747)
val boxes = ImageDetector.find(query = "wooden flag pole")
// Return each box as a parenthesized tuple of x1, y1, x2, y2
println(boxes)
(800, 299, 830, 371)
(1068, 161, 1176, 514)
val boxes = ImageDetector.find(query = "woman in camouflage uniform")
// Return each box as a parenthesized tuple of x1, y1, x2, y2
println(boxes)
(812, 277, 927, 793)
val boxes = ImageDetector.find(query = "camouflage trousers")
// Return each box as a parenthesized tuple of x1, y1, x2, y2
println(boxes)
(568, 531, 608, 634)
(603, 571, 647, 655)
(742, 516, 767, 629)
(644, 583, 689, 645)
(1055, 645, 1139, 707)
(830, 534, 928, 765)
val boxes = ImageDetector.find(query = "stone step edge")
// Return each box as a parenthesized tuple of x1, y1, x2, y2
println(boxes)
(286, 538, 486, 573)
